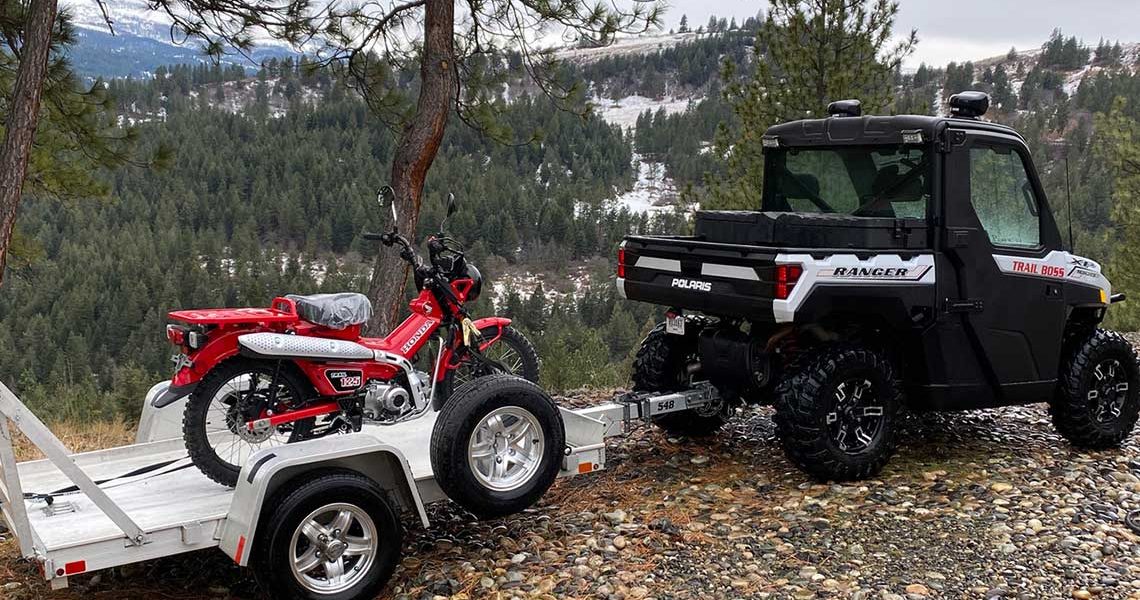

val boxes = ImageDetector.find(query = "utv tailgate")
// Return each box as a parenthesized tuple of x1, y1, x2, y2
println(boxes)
(620, 235, 777, 320)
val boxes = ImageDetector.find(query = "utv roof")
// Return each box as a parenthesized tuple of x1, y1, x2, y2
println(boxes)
(763, 114, 1025, 148)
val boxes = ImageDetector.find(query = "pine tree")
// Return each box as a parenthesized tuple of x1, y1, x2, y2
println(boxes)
(707, 0, 915, 209)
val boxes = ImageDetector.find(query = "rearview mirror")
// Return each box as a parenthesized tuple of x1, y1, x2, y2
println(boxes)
(377, 186, 397, 224)
(440, 192, 458, 232)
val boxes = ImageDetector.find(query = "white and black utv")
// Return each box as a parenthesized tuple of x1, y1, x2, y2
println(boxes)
(618, 92, 1140, 481)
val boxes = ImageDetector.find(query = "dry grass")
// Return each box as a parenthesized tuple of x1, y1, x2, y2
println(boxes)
(9, 420, 136, 462)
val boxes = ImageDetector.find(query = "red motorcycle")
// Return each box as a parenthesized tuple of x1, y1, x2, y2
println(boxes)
(156, 188, 540, 487)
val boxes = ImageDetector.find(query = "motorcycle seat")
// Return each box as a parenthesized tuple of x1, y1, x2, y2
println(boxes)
(285, 292, 373, 330)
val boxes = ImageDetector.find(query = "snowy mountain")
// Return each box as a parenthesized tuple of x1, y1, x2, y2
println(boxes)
(63, 0, 298, 77)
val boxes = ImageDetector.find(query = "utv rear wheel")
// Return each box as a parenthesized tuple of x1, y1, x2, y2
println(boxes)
(184, 359, 314, 487)
(774, 345, 902, 481)
(430, 374, 565, 519)
(632, 322, 727, 436)
(1051, 329, 1140, 449)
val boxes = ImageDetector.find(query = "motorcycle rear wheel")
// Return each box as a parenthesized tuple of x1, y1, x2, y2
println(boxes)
(184, 359, 315, 487)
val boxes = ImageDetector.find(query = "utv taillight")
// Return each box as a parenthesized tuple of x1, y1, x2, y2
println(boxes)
(617, 246, 626, 278)
(774, 264, 803, 300)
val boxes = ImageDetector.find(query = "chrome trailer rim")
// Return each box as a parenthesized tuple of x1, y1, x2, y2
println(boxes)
(467, 406, 545, 491)
(289, 502, 378, 595)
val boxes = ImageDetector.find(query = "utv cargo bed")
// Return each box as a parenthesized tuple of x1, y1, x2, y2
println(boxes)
(694, 210, 929, 249)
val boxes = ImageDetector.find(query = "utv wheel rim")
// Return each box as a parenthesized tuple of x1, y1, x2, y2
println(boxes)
(826, 378, 885, 455)
(467, 406, 545, 492)
(1090, 358, 1130, 424)
(289, 503, 378, 595)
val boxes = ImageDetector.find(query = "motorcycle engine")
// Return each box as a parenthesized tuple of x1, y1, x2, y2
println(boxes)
(363, 381, 411, 421)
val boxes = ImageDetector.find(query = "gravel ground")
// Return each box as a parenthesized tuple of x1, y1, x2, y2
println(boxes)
(6, 387, 1140, 599)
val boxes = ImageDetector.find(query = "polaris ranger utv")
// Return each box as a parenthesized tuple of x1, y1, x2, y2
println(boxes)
(618, 92, 1140, 481)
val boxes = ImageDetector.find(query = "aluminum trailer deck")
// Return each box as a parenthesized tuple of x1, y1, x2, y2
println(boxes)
(0, 378, 718, 595)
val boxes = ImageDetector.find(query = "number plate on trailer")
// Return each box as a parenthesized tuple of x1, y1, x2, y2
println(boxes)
(665, 313, 685, 335)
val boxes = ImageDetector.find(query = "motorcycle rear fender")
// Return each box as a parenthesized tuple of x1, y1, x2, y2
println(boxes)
(435, 316, 513, 382)
(154, 329, 245, 407)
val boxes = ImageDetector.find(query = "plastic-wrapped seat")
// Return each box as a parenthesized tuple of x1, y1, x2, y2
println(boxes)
(286, 293, 373, 330)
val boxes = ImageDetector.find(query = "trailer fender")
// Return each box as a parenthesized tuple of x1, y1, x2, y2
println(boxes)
(218, 433, 428, 567)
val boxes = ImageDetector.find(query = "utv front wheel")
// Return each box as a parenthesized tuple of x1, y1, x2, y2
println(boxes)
(632, 323, 727, 437)
(774, 345, 902, 481)
(1051, 329, 1140, 449)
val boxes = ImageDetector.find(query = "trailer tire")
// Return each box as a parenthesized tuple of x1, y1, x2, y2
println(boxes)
(1051, 328, 1140, 449)
(430, 374, 564, 519)
(253, 470, 402, 600)
(633, 322, 727, 436)
(774, 345, 902, 481)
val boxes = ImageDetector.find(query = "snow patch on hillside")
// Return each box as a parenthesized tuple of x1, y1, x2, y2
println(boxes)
(593, 95, 692, 129)
(557, 32, 704, 64)
(608, 153, 686, 215)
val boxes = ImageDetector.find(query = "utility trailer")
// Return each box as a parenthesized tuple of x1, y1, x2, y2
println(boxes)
(0, 377, 719, 598)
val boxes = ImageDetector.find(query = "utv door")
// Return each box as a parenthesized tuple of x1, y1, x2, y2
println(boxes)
(931, 128, 1066, 407)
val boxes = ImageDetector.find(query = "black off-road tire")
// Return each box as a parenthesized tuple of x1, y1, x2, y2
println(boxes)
(252, 470, 402, 600)
(773, 345, 903, 481)
(430, 374, 565, 519)
(632, 323, 727, 436)
(184, 358, 314, 487)
(437, 325, 541, 406)
(1051, 328, 1140, 449)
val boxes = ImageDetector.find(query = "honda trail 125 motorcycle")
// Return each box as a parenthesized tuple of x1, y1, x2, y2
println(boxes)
(157, 187, 541, 487)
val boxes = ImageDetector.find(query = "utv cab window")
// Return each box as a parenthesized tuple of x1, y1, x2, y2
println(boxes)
(763, 146, 930, 218)
(968, 145, 1041, 249)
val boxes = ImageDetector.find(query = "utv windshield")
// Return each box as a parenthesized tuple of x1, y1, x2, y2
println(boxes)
(763, 145, 931, 219)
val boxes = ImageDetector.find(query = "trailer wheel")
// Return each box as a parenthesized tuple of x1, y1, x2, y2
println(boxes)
(633, 323, 727, 436)
(774, 345, 902, 481)
(253, 470, 401, 600)
(430, 374, 565, 519)
(1051, 328, 1140, 449)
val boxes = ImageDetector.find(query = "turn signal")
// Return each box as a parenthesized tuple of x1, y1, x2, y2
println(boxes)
(774, 264, 803, 300)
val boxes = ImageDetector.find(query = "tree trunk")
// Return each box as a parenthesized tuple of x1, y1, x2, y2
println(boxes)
(0, 0, 57, 286)
(366, 0, 455, 333)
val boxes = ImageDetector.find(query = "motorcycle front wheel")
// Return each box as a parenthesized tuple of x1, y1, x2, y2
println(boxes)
(184, 359, 315, 487)
(437, 325, 540, 406)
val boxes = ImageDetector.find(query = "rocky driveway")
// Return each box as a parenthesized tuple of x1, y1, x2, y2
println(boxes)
(4, 392, 1140, 599)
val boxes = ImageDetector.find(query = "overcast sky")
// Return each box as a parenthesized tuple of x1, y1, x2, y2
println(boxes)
(659, 0, 1140, 67)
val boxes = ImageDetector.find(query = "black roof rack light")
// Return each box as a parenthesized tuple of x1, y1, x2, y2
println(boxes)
(949, 91, 990, 119)
(827, 99, 862, 117)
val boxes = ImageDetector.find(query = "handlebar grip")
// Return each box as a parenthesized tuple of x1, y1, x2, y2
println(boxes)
(362, 232, 384, 241)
